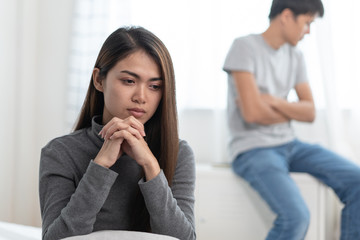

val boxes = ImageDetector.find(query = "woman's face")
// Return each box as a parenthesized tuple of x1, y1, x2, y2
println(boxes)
(94, 50, 163, 125)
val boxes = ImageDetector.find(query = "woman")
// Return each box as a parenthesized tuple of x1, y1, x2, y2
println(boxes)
(39, 26, 196, 240)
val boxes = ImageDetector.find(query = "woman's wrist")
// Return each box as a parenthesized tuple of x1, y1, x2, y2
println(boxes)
(94, 156, 112, 169)
(142, 158, 161, 181)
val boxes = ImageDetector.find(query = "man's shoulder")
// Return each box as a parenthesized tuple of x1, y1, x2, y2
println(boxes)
(234, 33, 258, 42)
(282, 43, 304, 59)
(232, 34, 262, 49)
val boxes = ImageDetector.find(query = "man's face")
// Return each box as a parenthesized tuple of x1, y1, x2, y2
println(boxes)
(285, 13, 317, 46)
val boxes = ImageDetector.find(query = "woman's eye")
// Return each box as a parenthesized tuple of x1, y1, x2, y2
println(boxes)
(150, 84, 162, 90)
(122, 79, 135, 84)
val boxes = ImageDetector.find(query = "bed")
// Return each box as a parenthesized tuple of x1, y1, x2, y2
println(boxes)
(0, 221, 41, 240)
(0, 221, 179, 240)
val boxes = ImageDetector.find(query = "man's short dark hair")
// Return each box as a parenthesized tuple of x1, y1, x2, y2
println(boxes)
(269, 0, 324, 20)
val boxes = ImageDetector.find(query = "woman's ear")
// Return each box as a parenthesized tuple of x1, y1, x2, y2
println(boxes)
(93, 68, 104, 92)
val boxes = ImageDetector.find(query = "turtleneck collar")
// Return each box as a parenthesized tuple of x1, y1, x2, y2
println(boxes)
(86, 115, 105, 149)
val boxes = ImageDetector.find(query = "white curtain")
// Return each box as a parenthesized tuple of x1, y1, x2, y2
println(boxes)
(298, 0, 360, 164)
(66, 0, 111, 129)
(0, 0, 74, 227)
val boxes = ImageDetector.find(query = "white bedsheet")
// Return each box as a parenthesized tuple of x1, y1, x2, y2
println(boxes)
(0, 221, 41, 240)
(0, 222, 179, 240)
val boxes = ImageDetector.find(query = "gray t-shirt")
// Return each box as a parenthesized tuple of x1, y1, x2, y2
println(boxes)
(39, 116, 196, 240)
(223, 34, 309, 161)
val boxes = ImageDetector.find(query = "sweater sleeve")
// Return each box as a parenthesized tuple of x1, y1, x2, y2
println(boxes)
(138, 140, 196, 240)
(39, 145, 118, 240)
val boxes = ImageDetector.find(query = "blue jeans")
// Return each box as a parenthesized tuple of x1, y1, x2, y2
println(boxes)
(232, 139, 360, 240)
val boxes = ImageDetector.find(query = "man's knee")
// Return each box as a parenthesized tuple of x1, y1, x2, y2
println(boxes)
(279, 206, 310, 236)
(290, 208, 310, 232)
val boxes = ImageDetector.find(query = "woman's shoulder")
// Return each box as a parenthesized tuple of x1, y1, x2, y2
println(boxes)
(172, 139, 196, 183)
(177, 139, 195, 166)
(178, 139, 194, 155)
(42, 128, 88, 152)
(40, 129, 91, 173)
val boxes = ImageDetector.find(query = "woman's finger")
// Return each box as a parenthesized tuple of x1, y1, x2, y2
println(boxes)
(109, 129, 136, 142)
(122, 116, 146, 137)
(104, 122, 142, 140)
(100, 117, 144, 139)
(94, 137, 124, 168)
(99, 117, 118, 137)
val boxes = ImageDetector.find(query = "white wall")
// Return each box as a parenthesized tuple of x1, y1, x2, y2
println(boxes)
(0, 0, 74, 227)
(179, 108, 332, 165)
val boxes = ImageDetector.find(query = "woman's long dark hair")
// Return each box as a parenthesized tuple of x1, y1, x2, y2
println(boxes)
(73, 26, 179, 230)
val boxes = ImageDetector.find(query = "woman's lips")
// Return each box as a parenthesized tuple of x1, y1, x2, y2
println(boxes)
(128, 108, 146, 118)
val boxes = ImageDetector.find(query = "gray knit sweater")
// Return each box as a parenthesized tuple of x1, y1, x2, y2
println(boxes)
(39, 116, 196, 240)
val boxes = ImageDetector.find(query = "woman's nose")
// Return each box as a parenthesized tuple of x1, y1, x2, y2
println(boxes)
(132, 85, 146, 104)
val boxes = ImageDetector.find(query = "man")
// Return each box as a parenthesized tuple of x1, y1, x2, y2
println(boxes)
(223, 0, 360, 239)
